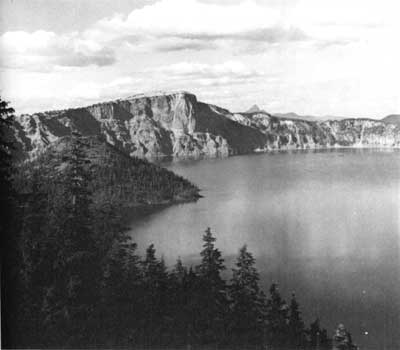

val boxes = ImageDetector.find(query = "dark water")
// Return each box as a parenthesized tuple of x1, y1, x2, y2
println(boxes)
(128, 149, 400, 350)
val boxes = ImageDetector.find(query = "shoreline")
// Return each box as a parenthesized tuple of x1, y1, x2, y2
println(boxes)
(151, 145, 400, 165)
(120, 193, 202, 225)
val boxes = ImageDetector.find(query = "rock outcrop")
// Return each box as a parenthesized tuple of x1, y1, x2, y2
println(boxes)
(12, 91, 400, 160)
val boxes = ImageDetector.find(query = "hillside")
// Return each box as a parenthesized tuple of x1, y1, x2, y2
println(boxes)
(13, 135, 200, 210)
(382, 114, 400, 126)
(12, 91, 400, 160)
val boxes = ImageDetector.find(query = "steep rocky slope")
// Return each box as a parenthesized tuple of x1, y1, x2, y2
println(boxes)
(228, 111, 400, 150)
(13, 92, 266, 160)
(12, 91, 400, 160)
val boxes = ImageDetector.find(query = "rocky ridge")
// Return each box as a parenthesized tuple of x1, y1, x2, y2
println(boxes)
(12, 91, 400, 160)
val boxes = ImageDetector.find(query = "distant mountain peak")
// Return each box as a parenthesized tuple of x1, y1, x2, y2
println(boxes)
(246, 104, 262, 113)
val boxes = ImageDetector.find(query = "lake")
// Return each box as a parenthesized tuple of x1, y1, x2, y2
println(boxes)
(128, 149, 400, 350)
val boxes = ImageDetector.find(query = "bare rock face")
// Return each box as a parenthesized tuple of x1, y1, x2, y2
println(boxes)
(322, 119, 400, 147)
(14, 92, 232, 159)
(12, 91, 400, 161)
(228, 111, 400, 150)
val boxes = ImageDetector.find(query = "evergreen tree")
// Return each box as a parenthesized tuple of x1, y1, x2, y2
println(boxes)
(0, 98, 20, 348)
(18, 163, 55, 346)
(140, 244, 170, 346)
(287, 293, 306, 348)
(42, 133, 101, 346)
(0, 98, 15, 221)
(169, 258, 188, 345)
(266, 283, 289, 348)
(228, 245, 267, 346)
(172, 257, 187, 283)
(100, 239, 142, 347)
(195, 227, 228, 345)
(308, 318, 329, 349)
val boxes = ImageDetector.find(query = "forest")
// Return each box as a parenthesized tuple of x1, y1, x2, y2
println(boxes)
(1, 98, 355, 349)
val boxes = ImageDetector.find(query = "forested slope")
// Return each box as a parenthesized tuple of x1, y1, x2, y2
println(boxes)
(13, 134, 200, 211)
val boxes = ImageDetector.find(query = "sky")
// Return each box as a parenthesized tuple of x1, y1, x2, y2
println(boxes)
(0, 0, 399, 117)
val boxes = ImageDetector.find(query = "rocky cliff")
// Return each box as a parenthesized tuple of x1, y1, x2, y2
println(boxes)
(12, 91, 400, 160)
(227, 111, 400, 151)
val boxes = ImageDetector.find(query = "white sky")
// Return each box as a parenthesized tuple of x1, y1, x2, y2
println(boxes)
(0, 0, 399, 117)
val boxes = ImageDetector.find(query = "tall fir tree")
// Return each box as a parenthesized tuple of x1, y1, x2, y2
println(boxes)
(287, 293, 306, 348)
(18, 163, 56, 346)
(42, 132, 101, 347)
(140, 244, 170, 346)
(266, 283, 289, 348)
(228, 245, 267, 346)
(195, 227, 228, 345)
(0, 98, 20, 348)
(100, 238, 142, 347)
(169, 258, 190, 345)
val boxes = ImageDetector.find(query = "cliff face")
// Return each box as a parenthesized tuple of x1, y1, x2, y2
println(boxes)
(322, 119, 400, 147)
(12, 91, 400, 160)
(226, 111, 400, 150)
(14, 92, 258, 159)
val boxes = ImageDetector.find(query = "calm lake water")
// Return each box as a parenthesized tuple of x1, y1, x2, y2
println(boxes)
(128, 149, 400, 350)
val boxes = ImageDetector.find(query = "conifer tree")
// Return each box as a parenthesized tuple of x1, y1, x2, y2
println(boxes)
(18, 163, 55, 346)
(100, 239, 142, 346)
(170, 259, 201, 347)
(42, 132, 101, 346)
(266, 283, 289, 348)
(195, 227, 228, 345)
(308, 318, 329, 349)
(0, 98, 20, 348)
(172, 257, 187, 283)
(288, 293, 306, 348)
(228, 245, 267, 346)
(141, 244, 170, 346)
(169, 258, 187, 345)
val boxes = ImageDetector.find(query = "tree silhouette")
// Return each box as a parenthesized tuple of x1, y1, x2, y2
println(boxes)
(195, 227, 228, 345)
(140, 244, 170, 346)
(228, 245, 267, 346)
(266, 283, 289, 348)
(308, 318, 330, 349)
(0, 97, 20, 348)
(41, 132, 101, 346)
(288, 293, 306, 348)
